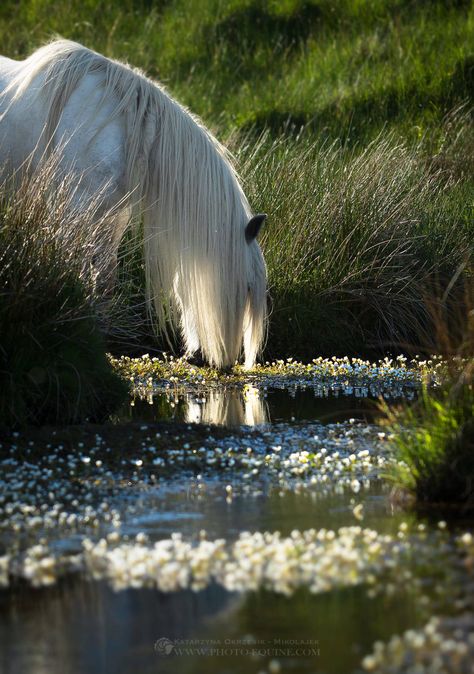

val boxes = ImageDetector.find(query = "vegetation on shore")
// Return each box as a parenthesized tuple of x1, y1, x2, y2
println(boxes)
(0, 0, 472, 436)
(0, 0, 472, 360)
(383, 281, 473, 507)
(237, 114, 473, 359)
(384, 376, 473, 506)
(0, 161, 128, 426)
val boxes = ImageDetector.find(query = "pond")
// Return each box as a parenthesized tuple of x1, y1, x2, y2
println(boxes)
(1, 362, 473, 674)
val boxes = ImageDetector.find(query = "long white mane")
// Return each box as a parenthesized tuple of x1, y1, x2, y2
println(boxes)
(5, 40, 267, 368)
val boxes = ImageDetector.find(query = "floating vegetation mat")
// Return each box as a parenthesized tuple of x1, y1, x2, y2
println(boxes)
(2, 525, 474, 600)
(112, 354, 444, 402)
(111, 354, 447, 426)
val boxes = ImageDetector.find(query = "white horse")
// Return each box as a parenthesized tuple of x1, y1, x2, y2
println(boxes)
(0, 40, 267, 369)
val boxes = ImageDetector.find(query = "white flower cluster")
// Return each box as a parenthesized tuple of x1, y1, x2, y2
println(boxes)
(115, 353, 438, 408)
(362, 613, 474, 673)
(1, 523, 464, 596)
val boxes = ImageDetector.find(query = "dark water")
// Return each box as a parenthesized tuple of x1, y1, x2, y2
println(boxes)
(0, 486, 427, 674)
(120, 479, 410, 541)
(0, 386, 463, 674)
(1, 581, 425, 674)
(118, 385, 394, 427)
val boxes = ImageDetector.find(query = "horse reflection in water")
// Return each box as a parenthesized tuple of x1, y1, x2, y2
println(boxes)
(185, 386, 268, 426)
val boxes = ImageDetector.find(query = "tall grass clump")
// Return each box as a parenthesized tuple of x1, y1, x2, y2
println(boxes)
(236, 111, 473, 359)
(0, 159, 128, 426)
(383, 275, 474, 507)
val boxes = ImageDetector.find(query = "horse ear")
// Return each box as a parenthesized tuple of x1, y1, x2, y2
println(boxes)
(245, 213, 266, 243)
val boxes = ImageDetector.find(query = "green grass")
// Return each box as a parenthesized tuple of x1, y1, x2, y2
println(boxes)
(0, 0, 472, 360)
(382, 281, 474, 506)
(1, 0, 472, 140)
(0, 160, 128, 426)
(235, 114, 473, 358)
(383, 375, 474, 506)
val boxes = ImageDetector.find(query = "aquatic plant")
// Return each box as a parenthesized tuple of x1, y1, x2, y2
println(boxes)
(0, 159, 128, 426)
(3, 523, 472, 595)
(361, 611, 474, 673)
(111, 352, 442, 385)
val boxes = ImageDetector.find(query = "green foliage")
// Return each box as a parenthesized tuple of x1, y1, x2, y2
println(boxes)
(0, 1, 472, 360)
(383, 377, 474, 505)
(236, 115, 473, 359)
(383, 285, 474, 505)
(0, 169, 128, 426)
(0, 1, 472, 139)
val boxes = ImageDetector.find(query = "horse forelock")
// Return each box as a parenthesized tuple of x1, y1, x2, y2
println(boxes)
(15, 39, 267, 368)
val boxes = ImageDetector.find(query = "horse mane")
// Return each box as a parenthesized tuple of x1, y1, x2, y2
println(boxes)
(10, 39, 266, 368)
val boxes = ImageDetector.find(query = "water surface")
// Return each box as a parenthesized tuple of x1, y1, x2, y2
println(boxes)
(0, 383, 471, 674)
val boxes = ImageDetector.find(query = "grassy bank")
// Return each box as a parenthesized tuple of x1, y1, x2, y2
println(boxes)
(237, 114, 473, 359)
(386, 377, 474, 507)
(0, 161, 128, 426)
(0, 0, 472, 360)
